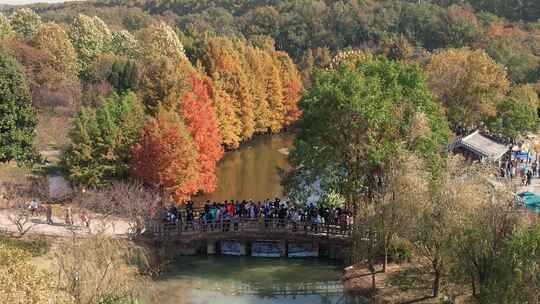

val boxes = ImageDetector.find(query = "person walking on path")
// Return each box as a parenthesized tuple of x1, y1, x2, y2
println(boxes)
(64, 206, 73, 226)
(80, 210, 89, 228)
(46, 204, 53, 225)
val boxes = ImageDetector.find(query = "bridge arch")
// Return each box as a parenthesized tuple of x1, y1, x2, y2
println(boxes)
(146, 218, 351, 259)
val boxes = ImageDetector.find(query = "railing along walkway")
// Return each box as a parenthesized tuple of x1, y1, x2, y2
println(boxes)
(148, 218, 353, 240)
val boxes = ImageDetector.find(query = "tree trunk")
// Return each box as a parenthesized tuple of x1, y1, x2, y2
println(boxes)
(383, 243, 388, 273)
(433, 269, 441, 298)
(371, 270, 377, 291)
(470, 272, 477, 298)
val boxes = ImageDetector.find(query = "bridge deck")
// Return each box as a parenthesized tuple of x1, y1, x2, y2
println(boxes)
(148, 218, 353, 243)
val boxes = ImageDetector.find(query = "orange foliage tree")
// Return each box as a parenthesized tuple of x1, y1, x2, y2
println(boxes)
(276, 51, 303, 126)
(129, 109, 199, 201)
(203, 37, 302, 145)
(179, 74, 224, 193)
(204, 37, 245, 147)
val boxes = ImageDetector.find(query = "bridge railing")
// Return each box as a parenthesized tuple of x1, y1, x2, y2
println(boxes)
(147, 218, 353, 239)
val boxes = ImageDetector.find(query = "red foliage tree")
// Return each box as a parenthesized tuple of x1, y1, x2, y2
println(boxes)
(276, 52, 303, 126)
(129, 109, 199, 201)
(179, 74, 224, 193)
(283, 78, 302, 125)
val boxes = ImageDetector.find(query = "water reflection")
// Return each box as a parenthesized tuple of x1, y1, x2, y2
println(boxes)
(195, 133, 293, 204)
(155, 256, 368, 304)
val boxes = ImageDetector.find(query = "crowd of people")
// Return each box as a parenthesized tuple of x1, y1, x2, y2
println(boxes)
(155, 198, 354, 231)
(501, 152, 539, 186)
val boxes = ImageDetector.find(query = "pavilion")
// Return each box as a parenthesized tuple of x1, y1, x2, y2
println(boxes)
(450, 130, 509, 163)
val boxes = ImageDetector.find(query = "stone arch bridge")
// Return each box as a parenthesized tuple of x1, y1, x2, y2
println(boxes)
(147, 218, 352, 259)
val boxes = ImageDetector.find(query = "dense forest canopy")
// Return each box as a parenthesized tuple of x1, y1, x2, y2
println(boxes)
(1, 0, 537, 87)
(0, 0, 539, 199)
(1, 2, 540, 302)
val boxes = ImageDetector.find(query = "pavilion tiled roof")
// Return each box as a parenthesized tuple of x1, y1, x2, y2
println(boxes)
(458, 130, 509, 161)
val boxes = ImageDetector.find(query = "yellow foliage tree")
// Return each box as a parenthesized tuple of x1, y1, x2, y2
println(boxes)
(33, 22, 78, 77)
(426, 48, 510, 129)
(0, 243, 72, 304)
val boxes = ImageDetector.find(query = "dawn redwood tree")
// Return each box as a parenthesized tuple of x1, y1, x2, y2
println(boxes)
(275, 51, 302, 126)
(139, 56, 187, 113)
(0, 48, 39, 164)
(266, 59, 285, 132)
(245, 47, 272, 133)
(179, 74, 224, 193)
(204, 37, 246, 147)
(129, 109, 200, 201)
(234, 44, 256, 140)
(211, 76, 242, 147)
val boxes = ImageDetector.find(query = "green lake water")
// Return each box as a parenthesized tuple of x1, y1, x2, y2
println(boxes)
(158, 134, 367, 304)
(155, 256, 365, 304)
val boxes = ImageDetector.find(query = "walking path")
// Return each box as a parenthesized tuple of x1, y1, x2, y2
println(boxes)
(517, 177, 540, 194)
(0, 209, 130, 237)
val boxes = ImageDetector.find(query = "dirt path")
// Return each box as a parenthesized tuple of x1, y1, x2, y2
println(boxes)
(0, 209, 131, 237)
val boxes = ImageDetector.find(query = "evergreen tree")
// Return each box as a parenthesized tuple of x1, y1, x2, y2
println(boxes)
(0, 48, 39, 164)
(108, 59, 139, 93)
(62, 92, 144, 186)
